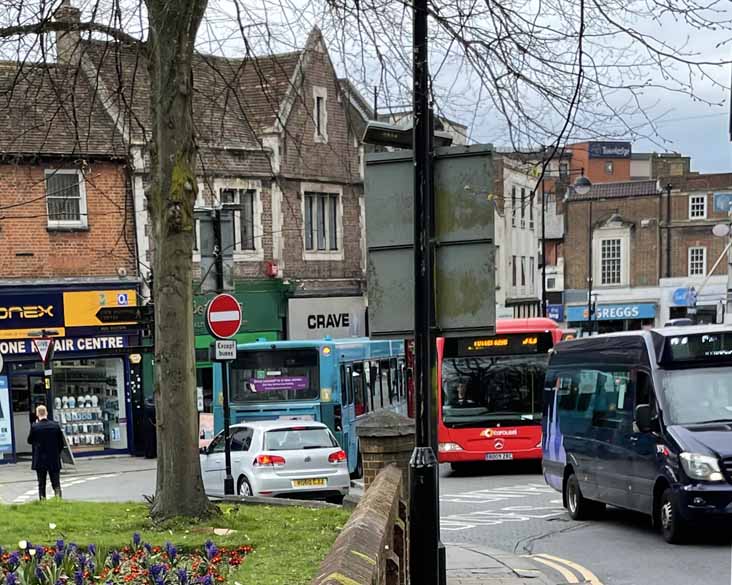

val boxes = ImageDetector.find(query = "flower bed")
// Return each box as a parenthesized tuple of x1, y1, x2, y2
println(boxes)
(0, 534, 253, 585)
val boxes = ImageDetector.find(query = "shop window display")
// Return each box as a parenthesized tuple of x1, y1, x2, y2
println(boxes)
(52, 358, 127, 451)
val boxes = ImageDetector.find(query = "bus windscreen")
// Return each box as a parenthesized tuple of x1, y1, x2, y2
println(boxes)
(230, 349, 320, 402)
(441, 354, 547, 427)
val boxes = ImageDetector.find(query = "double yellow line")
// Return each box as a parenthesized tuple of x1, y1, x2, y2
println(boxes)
(524, 553, 604, 584)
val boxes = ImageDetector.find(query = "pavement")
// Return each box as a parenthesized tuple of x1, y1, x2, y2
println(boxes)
(446, 544, 555, 585)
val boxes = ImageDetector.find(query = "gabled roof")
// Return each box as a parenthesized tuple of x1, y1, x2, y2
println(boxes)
(82, 40, 302, 149)
(0, 61, 126, 158)
(566, 179, 659, 201)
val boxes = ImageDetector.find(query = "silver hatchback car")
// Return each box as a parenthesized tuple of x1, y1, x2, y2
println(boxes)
(200, 420, 350, 504)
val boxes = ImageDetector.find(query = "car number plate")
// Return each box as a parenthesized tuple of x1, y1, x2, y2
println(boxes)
(485, 453, 513, 461)
(291, 478, 327, 487)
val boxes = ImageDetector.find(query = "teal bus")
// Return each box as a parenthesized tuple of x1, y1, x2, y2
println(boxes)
(212, 337, 407, 477)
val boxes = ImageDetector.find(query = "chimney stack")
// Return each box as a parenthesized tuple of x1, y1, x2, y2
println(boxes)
(54, 0, 81, 67)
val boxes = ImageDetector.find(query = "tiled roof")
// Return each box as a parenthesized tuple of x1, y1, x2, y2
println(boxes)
(82, 41, 302, 148)
(0, 61, 126, 157)
(566, 179, 659, 200)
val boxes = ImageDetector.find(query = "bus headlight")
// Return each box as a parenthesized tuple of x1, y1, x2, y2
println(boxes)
(438, 442, 463, 452)
(680, 453, 724, 482)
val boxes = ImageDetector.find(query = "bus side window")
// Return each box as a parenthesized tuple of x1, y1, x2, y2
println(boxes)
(346, 366, 354, 405)
(388, 359, 396, 403)
(369, 362, 379, 410)
(340, 366, 349, 406)
(353, 364, 366, 416)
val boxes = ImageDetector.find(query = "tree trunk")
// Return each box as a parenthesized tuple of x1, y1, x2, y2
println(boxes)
(145, 0, 212, 519)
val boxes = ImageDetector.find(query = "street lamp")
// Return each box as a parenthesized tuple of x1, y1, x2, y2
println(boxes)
(538, 168, 591, 317)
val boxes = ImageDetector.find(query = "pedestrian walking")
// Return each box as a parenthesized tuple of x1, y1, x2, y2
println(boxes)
(27, 404, 64, 500)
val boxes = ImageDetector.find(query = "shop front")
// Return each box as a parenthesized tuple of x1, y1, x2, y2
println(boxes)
(566, 302, 657, 335)
(287, 296, 367, 340)
(0, 285, 144, 462)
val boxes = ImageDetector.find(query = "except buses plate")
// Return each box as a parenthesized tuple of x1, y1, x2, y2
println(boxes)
(291, 478, 327, 487)
(485, 453, 513, 461)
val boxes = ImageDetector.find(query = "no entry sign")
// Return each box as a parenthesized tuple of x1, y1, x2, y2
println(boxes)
(206, 294, 242, 339)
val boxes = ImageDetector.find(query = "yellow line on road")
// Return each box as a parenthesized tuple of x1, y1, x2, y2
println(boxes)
(524, 555, 579, 583)
(535, 553, 604, 585)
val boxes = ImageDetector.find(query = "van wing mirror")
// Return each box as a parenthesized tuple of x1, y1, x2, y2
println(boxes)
(635, 404, 652, 432)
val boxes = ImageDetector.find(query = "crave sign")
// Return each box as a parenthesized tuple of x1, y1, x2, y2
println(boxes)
(206, 294, 242, 339)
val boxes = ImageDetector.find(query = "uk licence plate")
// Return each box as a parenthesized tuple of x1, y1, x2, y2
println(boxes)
(291, 478, 327, 487)
(485, 453, 513, 461)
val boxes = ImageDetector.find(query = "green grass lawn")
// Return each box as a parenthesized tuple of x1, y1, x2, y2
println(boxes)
(0, 500, 350, 585)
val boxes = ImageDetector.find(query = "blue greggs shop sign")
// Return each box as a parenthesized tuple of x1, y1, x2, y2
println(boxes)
(566, 303, 656, 322)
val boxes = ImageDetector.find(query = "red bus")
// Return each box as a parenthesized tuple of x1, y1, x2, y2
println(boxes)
(437, 318, 563, 469)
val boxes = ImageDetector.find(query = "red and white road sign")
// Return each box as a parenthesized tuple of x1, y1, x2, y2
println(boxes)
(33, 338, 53, 363)
(206, 294, 242, 339)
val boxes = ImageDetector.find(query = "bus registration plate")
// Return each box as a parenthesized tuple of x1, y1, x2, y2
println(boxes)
(292, 478, 327, 487)
(485, 453, 513, 461)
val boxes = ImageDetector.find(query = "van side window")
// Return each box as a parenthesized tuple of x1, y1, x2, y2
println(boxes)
(635, 370, 657, 418)
(556, 371, 594, 435)
(592, 369, 633, 431)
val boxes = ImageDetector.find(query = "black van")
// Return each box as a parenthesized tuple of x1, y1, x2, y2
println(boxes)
(542, 325, 732, 543)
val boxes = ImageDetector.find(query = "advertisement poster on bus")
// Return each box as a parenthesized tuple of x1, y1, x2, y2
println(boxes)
(248, 376, 308, 393)
(0, 376, 13, 455)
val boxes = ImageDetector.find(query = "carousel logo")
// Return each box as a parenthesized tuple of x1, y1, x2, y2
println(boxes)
(0, 305, 54, 320)
(481, 428, 518, 438)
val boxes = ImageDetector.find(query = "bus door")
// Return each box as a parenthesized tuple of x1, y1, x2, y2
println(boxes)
(340, 364, 357, 466)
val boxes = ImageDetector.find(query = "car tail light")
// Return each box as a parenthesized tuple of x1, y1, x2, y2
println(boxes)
(328, 450, 347, 463)
(254, 454, 286, 467)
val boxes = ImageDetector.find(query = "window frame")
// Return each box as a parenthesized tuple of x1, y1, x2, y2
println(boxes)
(45, 168, 88, 229)
(600, 237, 622, 286)
(313, 86, 329, 143)
(302, 183, 344, 260)
(520, 187, 526, 228)
(213, 180, 264, 261)
(511, 186, 517, 228)
(688, 246, 707, 277)
(512, 255, 517, 287)
(521, 256, 526, 286)
(688, 194, 707, 220)
(604, 160, 614, 175)
(593, 228, 630, 288)
(529, 191, 535, 229)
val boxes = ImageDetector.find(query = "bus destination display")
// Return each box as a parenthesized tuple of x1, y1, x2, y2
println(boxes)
(663, 332, 732, 364)
(446, 332, 553, 357)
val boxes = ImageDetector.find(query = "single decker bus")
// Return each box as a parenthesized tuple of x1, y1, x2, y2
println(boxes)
(437, 318, 563, 470)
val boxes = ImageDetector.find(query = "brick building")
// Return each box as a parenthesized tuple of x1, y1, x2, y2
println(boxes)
(562, 173, 732, 333)
(0, 58, 146, 461)
(69, 21, 367, 408)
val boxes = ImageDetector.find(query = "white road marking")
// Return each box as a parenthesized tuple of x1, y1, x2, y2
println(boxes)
(441, 503, 565, 531)
(11, 473, 121, 503)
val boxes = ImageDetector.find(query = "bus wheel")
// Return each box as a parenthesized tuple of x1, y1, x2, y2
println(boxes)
(565, 473, 603, 520)
(660, 488, 688, 544)
(350, 451, 363, 480)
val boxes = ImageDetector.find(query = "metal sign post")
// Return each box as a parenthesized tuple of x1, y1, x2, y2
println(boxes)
(206, 295, 242, 497)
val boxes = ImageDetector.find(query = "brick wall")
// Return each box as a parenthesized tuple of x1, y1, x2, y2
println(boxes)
(564, 195, 661, 289)
(0, 161, 136, 279)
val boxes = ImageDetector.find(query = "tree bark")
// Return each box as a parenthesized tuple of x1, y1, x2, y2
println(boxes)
(145, 0, 212, 519)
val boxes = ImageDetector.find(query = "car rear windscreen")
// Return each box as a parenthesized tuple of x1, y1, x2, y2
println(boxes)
(264, 428, 337, 451)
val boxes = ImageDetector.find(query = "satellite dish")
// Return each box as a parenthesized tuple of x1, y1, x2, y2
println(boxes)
(712, 223, 730, 237)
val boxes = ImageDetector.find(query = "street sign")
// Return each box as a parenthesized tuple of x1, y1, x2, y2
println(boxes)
(96, 305, 153, 324)
(206, 294, 242, 339)
(32, 338, 53, 363)
(196, 386, 204, 412)
(213, 339, 237, 361)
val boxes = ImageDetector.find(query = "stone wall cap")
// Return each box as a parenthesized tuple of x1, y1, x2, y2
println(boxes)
(356, 410, 415, 437)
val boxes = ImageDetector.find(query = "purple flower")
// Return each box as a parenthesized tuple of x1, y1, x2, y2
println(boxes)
(78, 554, 88, 571)
(199, 574, 213, 585)
(74, 570, 84, 585)
(56, 540, 65, 552)
(54, 550, 65, 567)
(8, 551, 20, 569)
(150, 564, 166, 585)
(176, 569, 188, 585)
(6, 572, 18, 585)
(35, 546, 45, 559)
(111, 550, 121, 568)
(36, 566, 46, 582)
(165, 542, 177, 563)
(203, 541, 218, 561)
(88, 544, 96, 556)
(132, 533, 141, 547)
(144, 543, 153, 555)
(68, 543, 78, 553)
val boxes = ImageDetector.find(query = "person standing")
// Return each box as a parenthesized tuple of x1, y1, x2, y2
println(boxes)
(27, 405, 64, 499)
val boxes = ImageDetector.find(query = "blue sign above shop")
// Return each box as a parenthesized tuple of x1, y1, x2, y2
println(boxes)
(566, 303, 656, 322)
(672, 287, 697, 307)
(713, 192, 732, 213)
(546, 304, 564, 322)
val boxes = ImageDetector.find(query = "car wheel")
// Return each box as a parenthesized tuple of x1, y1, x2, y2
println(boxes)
(564, 473, 603, 520)
(237, 476, 253, 497)
(326, 495, 345, 505)
(660, 488, 688, 544)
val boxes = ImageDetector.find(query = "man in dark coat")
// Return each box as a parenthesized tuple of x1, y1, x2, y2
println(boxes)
(27, 405, 64, 499)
